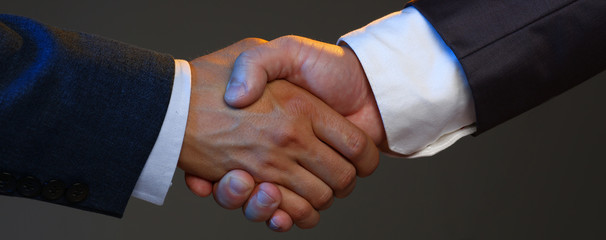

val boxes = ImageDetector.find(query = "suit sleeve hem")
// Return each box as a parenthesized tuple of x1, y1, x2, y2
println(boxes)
(132, 59, 191, 205)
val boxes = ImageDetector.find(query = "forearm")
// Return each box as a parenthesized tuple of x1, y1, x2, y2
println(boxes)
(0, 14, 174, 217)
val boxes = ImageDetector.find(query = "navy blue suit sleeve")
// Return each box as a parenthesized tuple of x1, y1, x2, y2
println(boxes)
(410, 0, 606, 133)
(0, 15, 175, 217)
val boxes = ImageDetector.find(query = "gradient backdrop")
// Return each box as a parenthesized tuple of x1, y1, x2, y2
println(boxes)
(2, 0, 605, 239)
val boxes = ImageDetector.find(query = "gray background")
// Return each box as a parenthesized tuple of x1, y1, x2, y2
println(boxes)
(2, 0, 605, 239)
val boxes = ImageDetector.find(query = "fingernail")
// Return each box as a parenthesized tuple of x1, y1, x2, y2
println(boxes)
(228, 176, 250, 195)
(225, 77, 247, 102)
(256, 190, 275, 207)
(269, 217, 281, 231)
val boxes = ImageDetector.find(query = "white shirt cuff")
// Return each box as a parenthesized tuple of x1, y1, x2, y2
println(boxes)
(339, 7, 477, 157)
(131, 59, 191, 205)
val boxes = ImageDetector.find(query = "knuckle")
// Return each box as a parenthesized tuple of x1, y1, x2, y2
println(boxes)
(276, 35, 300, 44)
(233, 46, 268, 71)
(311, 188, 334, 209)
(235, 48, 258, 64)
(345, 131, 368, 159)
(334, 165, 357, 191)
(335, 177, 356, 199)
(270, 124, 300, 147)
(238, 37, 268, 47)
(289, 203, 314, 222)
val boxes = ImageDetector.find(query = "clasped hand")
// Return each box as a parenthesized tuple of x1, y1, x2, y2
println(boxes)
(177, 37, 385, 231)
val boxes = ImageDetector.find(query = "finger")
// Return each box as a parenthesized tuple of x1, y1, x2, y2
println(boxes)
(212, 169, 255, 209)
(276, 185, 320, 229)
(258, 82, 361, 201)
(276, 164, 335, 210)
(310, 103, 380, 177)
(184, 173, 213, 197)
(267, 209, 294, 232)
(225, 36, 305, 108)
(242, 183, 282, 222)
(297, 138, 358, 199)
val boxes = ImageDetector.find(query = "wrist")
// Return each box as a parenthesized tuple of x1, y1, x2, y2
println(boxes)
(340, 44, 386, 146)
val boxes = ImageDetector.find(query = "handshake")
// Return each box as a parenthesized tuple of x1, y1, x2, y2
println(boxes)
(178, 36, 385, 232)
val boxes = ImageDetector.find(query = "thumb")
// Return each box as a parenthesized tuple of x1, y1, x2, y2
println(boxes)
(212, 170, 255, 209)
(224, 36, 303, 108)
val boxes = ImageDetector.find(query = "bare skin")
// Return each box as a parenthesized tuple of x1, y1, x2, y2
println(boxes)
(197, 36, 387, 231)
(178, 38, 379, 230)
(225, 36, 386, 146)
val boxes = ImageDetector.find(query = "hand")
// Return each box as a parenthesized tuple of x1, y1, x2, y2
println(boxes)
(214, 35, 387, 231)
(224, 35, 386, 146)
(185, 170, 294, 231)
(178, 39, 379, 230)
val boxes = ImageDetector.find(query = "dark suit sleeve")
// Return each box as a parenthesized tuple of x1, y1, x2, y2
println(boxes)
(0, 15, 175, 217)
(409, 0, 606, 134)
